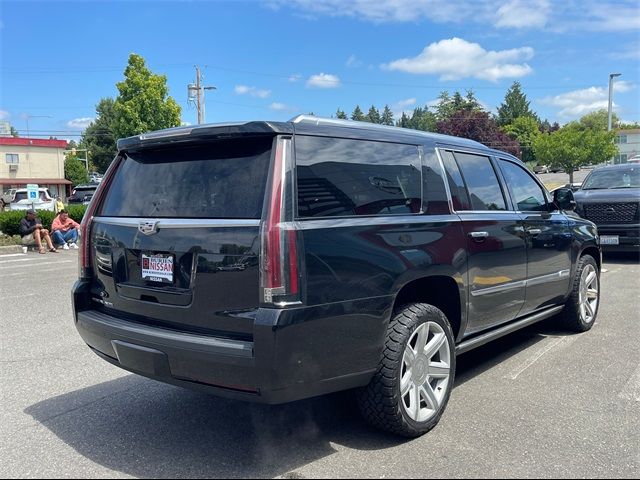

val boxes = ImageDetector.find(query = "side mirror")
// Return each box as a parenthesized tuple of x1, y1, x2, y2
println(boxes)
(553, 187, 576, 211)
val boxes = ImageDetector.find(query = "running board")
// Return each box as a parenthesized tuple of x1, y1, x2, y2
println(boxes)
(455, 306, 564, 355)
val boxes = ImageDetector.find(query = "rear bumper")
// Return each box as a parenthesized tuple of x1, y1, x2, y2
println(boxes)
(73, 281, 388, 404)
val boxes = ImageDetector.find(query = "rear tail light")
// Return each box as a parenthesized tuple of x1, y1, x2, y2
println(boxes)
(79, 157, 121, 278)
(260, 136, 300, 305)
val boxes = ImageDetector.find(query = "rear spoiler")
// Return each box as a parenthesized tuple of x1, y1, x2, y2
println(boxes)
(117, 121, 293, 151)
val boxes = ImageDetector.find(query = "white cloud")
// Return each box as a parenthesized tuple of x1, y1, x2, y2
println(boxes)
(306, 73, 341, 88)
(382, 37, 534, 82)
(267, 0, 468, 23)
(67, 117, 94, 129)
(539, 81, 636, 118)
(288, 74, 302, 83)
(397, 98, 417, 108)
(234, 85, 271, 98)
(346, 55, 363, 68)
(269, 102, 290, 111)
(496, 0, 550, 28)
(267, 0, 638, 32)
(181, 121, 192, 126)
(0, 110, 9, 120)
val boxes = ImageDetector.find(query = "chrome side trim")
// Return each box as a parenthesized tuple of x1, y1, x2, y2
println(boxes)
(526, 269, 571, 287)
(471, 270, 571, 297)
(471, 280, 526, 297)
(94, 217, 261, 228)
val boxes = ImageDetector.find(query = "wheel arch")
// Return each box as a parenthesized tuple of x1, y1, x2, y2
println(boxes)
(392, 275, 464, 342)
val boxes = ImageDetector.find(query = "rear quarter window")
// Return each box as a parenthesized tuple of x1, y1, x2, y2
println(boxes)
(295, 136, 422, 218)
(99, 136, 273, 219)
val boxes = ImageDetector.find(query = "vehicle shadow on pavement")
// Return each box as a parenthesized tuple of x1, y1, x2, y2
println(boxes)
(24, 375, 403, 479)
(24, 318, 573, 479)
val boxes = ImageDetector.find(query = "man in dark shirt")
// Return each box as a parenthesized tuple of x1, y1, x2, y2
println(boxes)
(19, 209, 58, 254)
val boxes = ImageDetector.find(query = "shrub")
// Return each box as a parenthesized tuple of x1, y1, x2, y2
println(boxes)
(0, 205, 87, 236)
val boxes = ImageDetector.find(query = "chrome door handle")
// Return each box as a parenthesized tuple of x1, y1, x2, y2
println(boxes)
(527, 228, 542, 236)
(469, 231, 489, 241)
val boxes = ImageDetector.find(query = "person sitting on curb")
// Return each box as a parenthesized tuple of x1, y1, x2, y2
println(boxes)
(19, 209, 58, 254)
(51, 209, 80, 250)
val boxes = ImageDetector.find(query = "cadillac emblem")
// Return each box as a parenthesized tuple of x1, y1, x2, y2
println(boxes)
(138, 220, 160, 236)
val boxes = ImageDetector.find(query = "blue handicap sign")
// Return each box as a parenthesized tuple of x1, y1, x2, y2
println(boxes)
(29, 191, 37, 199)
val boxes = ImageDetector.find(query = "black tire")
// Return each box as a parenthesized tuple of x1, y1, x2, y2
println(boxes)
(558, 255, 600, 332)
(357, 303, 456, 437)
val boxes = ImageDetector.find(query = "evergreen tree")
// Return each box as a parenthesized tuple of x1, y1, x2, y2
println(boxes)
(497, 81, 536, 126)
(351, 105, 365, 121)
(381, 105, 394, 126)
(396, 112, 411, 128)
(435, 90, 483, 121)
(365, 105, 381, 124)
(336, 108, 348, 120)
(409, 107, 437, 132)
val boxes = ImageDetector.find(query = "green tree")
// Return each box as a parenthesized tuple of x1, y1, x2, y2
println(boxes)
(573, 109, 619, 131)
(533, 125, 618, 183)
(365, 105, 381, 124)
(10, 125, 19, 137)
(502, 116, 540, 165)
(113, 53, 181, 140)
(64, 154, 89, 186)
(435, 90, 483, 121)
(80, 97, 117, 174)
(496, 81, 537, 126)
(351, 105, 365, 121)
(335, 108, 348, 120)
(396, 112, 411, 128)
(408, 106, 437, 132)
(380, 105, 394, 126)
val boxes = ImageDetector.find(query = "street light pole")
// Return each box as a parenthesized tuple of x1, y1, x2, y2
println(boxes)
(608, 73, 622, 164)
(607, 73, 621, 132)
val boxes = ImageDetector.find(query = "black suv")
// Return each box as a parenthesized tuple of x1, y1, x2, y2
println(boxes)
(73, 117, 601, 437)
(68, 184, 98, 204)
(574, 164, 640, 253)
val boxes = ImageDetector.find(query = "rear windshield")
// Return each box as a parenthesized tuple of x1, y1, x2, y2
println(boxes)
(100, 137, 273, 218)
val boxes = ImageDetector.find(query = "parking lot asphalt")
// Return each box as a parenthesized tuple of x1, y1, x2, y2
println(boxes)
(0, 250, 638, 479)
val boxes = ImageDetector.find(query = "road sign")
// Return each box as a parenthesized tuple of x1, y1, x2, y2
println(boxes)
(26, 184, 39, 207)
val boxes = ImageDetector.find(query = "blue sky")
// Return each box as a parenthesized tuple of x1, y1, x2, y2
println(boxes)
(1, 0, 639, 141)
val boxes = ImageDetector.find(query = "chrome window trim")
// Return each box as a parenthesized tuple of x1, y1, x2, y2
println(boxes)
(285, 215, 459, 230)
(94, 217, 261, 228)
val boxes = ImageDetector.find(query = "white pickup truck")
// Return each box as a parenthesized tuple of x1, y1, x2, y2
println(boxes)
(9, 188, 57, 212)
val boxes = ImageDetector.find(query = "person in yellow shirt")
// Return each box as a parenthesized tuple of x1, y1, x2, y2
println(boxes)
(55, 196, 65, 213)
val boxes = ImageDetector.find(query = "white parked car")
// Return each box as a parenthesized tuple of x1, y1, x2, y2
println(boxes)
(9, 188, 57, 212)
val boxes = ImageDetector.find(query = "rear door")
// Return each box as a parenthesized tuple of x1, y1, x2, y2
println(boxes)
(88, 136, 275, 337)
(439, 149, 527, 334)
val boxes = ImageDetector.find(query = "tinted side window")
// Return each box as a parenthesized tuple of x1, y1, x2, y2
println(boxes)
(295, 136, 421, 218)
(454, 152, 506, 211)
(498, 159, 548, 212)
(439, 150, 471, 210)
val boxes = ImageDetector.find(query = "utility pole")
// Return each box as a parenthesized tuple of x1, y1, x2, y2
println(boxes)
(188, 66, 216, 124)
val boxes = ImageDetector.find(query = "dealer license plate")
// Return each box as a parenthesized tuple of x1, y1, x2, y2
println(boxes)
(141, 253, 174, 283)
(600, 235, 619, 245)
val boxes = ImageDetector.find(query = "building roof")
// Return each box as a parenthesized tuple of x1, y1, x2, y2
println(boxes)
(0, 178, 72, 185)
(0, 137, 68, 148)
(616, 129, 640, 134)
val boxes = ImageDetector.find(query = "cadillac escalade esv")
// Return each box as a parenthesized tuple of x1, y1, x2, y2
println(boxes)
(72, 116, 601, 437)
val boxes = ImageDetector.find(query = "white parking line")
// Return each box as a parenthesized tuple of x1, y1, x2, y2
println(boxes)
(0, 253, 27, 258)
(618, 364, 640, 402)
(504, 335, 577, 380)
(1, 266, 77, 277)
(0, 257, 35, 264)
(0, 260, 75, 270)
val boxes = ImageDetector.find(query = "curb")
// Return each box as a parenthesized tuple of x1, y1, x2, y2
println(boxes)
(0, 245, 23, 256)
